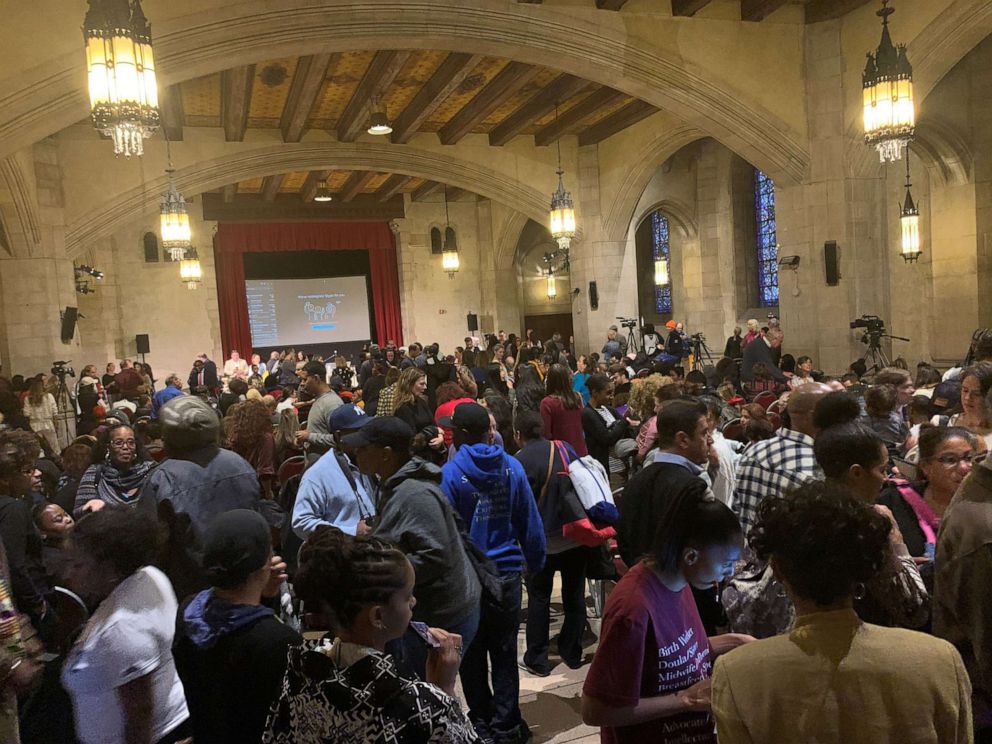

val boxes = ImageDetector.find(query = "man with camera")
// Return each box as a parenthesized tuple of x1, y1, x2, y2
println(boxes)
(603, 324, 629, 359)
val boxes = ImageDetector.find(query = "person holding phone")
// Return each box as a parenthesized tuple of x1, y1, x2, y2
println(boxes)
(264, 526, 477, 744)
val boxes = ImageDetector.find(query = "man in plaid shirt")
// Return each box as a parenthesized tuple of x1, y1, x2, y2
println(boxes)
(733, 384, 831, 534)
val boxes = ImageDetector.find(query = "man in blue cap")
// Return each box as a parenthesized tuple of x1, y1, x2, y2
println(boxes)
(291, 403, 376, 538)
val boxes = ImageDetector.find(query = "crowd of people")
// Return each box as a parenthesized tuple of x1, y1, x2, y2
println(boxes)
(0, 321, 988, 743)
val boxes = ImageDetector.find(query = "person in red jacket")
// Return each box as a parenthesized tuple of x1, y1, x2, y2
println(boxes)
(540, 364, 588, 457)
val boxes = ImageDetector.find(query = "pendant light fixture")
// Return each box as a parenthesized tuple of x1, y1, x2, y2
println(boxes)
(546, 269, 557, 300)
(367, 96, 393, 136)
(313, 178, 333, 202)
(180, 248, 203, 289)
(548, 104, 576, 251)
(160, 139, 192, 261)
(441, 185, 460, 277)
(83, 0, 160, 157)
(899, 148, 921, 263)
(863, 0, 915, 163)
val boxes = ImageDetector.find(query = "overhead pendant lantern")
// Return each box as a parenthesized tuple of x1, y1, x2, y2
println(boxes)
(546, 270, 557, 300)
(863, 0, 915, 163)
(368, 97, 393, 136)
(900, 148, 922, 263)
(654, 257, 670, 287)
(313, 178, 333, 202)
(180, 248, 203, 289)
(83, 0, 160, 157)
(160, 140, 192, 261)
(441, 186, 460, 277)
(548, 104, 577, 251)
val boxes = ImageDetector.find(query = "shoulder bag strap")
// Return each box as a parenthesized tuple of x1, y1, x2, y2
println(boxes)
(538, 441, 556, 507)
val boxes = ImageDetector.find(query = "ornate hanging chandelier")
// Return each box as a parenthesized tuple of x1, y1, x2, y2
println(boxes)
(863, 0, 915, 163)
(160, 169, 192, 261)
(548, 105, 576, 251)
(441, 187, 460, 277)
(83, 0, 160, 157)
(180, 248, 203, 289)
(900, 149, 921, 263)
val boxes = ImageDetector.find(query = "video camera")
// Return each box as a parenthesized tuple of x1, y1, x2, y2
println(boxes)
(615, 317, 638, 330)
(51, 361, 75, 379)
(850, 315, 885, 333)
(690, 332, 705, 341)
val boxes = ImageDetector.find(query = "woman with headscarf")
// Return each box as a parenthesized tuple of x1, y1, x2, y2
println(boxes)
(73, 423, 156, 517)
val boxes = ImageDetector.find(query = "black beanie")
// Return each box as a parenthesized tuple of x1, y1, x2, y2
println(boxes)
(201, 510, 271, 589)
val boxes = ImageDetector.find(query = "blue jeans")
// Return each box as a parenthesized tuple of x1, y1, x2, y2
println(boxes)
(460, 573, 527, 741)
(390, 607, 481, 682)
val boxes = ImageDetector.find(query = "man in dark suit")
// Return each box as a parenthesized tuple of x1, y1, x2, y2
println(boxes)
(740, 327, 786, 382)
(188, 355, 219, 393)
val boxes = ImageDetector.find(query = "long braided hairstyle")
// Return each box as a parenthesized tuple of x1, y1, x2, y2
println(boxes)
(295, 526, 409, 632)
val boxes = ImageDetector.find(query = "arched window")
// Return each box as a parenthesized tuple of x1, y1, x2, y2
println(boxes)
(755, 170, 778, 307)
(652, 211, 672, 314)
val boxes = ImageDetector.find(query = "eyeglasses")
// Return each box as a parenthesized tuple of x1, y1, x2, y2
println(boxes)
(934, 453, 975, 468)
(110, 439, 137, 449)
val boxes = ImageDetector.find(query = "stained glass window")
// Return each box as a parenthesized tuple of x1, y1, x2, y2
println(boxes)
(652, 211, 672, 314)
(755, 170, 779, 307)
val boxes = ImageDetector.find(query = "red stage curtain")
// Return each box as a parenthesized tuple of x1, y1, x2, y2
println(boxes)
(214, 222, 403, 357)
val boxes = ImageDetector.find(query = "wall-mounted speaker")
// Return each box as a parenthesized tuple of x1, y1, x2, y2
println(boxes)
(589, 281, 599, 311)
(136, 334, 150, 355)
(466, 313, 479, 332)
(60, 307, 78, 344)
(824, 241, 840, 286)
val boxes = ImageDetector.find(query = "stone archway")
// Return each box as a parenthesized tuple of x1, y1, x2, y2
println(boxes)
(0, 0, 808, 183)
(65, 141, 551, 257)
(0, 154, 40, 257)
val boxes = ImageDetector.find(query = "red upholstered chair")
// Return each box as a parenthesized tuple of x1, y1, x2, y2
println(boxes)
(769, 412, 783, 431)
(753, 391, 778, 411)
(721, 419, 744, 441)
(277, 455, 306, 488)
(767, 398, 787, 415)
(270, 389, 283, 401)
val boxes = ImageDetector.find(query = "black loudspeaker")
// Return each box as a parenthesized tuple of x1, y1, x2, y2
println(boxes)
(466, 314, 479, 333)
(824, 241, 840, 286)
(60, 307, 78, 343)
(589, 281, 599, 310)
(135, 334, 150, 355)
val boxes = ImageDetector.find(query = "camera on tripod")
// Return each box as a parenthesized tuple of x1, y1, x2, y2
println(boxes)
(615, 317, 638, 330)
(51, 361, 75, 379)
(850, 315, 885, 334)
(690, 332, 705, 341)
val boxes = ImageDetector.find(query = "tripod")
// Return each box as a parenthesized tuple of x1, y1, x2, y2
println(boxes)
(52, 373, 76, 449)
(860, 332, 910, 378)
(622, 324, 640, 354)
(690, 335, 715, 372)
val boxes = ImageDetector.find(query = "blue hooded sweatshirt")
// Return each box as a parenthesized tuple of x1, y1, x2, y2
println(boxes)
(441, 442, 546, 575)
(182, 588, 273, 649)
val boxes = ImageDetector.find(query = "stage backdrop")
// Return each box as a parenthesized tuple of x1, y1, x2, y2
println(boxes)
(214, 222, 403, 357)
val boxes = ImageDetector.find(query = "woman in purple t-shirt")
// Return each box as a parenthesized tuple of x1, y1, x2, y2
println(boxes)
(581, 491, 753, 744)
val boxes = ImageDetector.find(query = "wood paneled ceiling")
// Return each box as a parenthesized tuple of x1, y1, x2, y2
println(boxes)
(216, 170, 479, 204)
(520, 0, 874, 24)
(166, 49, 658, 146)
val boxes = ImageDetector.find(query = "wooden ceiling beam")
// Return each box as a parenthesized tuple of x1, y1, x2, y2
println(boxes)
(337, 50, 411, 142)
(202, 192, 404, 222)
(439, 62, 541, 145)
(534, 87, 628, 146)
(300, 170, 332, 203)
(339, 171, 378, 203)
(671, 0, 714, 15)
(411, 181, 445, 202)
(741, 0, 789, 21)
(220, 65, 255, 142)
(489, 74, 590, 147)
(222, 183, 238, 203)
(805, 0, 872, 23)
(596, 0, 628, 9)
(390, 53, 484, 144)
(445, 187, 468, 201)
(280, 53, 335, 143)
(160, 85, 185, 142)
(376, 174, 414, 201)
(260, 174, 285, 203)
(577, 100, 658, 145)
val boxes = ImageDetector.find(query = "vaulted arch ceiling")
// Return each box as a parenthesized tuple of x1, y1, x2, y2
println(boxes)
(0, 0, 809, 183)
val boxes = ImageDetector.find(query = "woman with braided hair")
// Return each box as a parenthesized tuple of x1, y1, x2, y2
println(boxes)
(263, 526, 479, 744)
